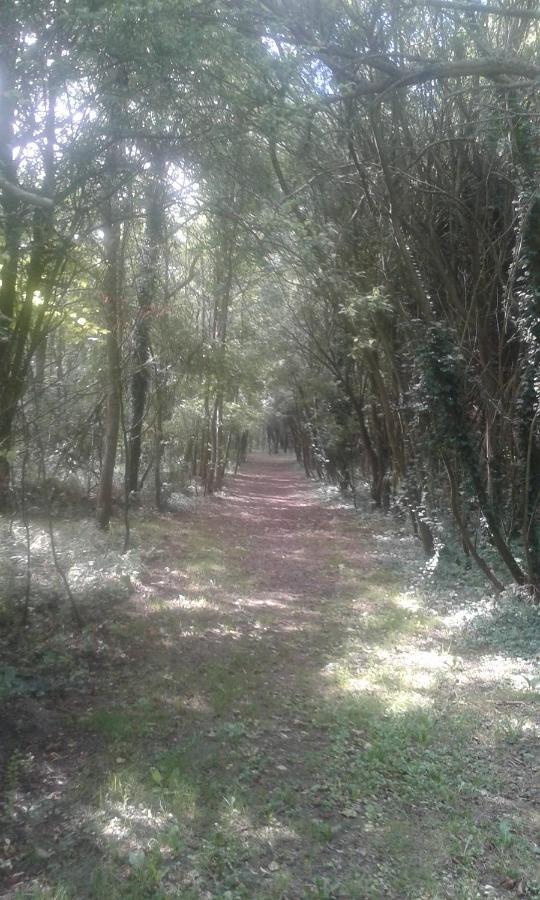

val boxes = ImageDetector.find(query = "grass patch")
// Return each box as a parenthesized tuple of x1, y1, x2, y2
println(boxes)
(458, 596, 540, 661)
(6, 475, 540, 900)
(311, 699, 490, 810)
(84, 698, 169, 745)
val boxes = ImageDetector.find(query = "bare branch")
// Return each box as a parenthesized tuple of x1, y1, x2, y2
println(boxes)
(416, 0, 540, 19)
(323, 57, 539, 102)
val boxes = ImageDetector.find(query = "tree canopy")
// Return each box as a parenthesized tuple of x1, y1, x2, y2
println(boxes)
(1, 0, 539, 590)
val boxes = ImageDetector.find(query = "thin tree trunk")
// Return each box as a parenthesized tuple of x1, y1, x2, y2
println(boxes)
(0, 18, 20, 506)
(127, 174, 163, 493)
(444, 457, 504, 592)
(96, 200, 122, 529)
(217, 426, 231, 488)
(154, 386, 164, 511)
(345, 381, 384, 507)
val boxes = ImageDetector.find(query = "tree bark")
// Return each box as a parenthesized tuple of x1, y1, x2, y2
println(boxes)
(444, 457, 504, 592)
(96, 201, 122, 529)
(127, 174, 163, 493)
(154, 384, 164, 511)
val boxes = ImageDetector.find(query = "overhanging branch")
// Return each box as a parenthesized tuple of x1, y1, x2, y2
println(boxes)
(0, 174, 54, 209)
(323, 57, 539, 102)
(417, 0, 540, 18)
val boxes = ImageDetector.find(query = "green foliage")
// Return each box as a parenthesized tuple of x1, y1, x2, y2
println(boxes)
(418, 326, 472, 459)
(459, 596, 540, 660)
(0, 665, 29, 700)
(0, 665, 49, 700)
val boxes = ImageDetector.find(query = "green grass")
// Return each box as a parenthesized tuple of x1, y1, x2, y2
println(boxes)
(8, 506, 540, 900)
(83, 698, 169, 745)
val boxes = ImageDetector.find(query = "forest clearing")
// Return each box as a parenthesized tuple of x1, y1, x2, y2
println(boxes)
(1, 0, 540, 897)
(0, 455, 537, 899)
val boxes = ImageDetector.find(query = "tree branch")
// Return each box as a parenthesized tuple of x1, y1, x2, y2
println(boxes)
(0, 173, 54, 209)
(417, 0, 540, 19)
(324, 57, 539, 102)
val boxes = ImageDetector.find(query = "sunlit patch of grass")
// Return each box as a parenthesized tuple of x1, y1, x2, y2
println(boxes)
(332, 583, 438, 651)
(185, 556, 227, 578)
(101, 767, 143, 807)
(92, 767, 175, 887)
(494, 711, 539, 743)
(219, 791, 251, 827)
(319, 592, 446, 718)
(303, 564, 540, 898)
(151, 764, 200, 821)
(327, 642, 455, 713)
(171, 593, 218, 610)
(98, 767, 168, 827)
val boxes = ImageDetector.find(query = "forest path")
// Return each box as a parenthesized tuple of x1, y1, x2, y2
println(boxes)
(3, 456, 538, 899)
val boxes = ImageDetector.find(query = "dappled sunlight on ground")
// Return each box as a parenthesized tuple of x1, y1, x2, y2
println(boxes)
(455, 653, 539, 691)
(2, 455, 539, 899)
(319, 643, 450, 712)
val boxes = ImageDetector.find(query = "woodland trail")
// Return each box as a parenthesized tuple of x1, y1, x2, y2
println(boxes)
(3, 456, 538, 899)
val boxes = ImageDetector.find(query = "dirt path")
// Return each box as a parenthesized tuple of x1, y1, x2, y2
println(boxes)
(2, 455, 538, 899)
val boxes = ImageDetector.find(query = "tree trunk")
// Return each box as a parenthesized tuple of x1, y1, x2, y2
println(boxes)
(0, 31, 55, 507)
(154, 387, 164, 511)
(217, 426, 231, 489)
(96, 202, 122, 529)
(444, 457, 504, 592)
(345, 382, 384, 507)
(0, 408, 15, 506)
(127, 175, 163, 493)
(0, 17, 20, 506)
